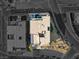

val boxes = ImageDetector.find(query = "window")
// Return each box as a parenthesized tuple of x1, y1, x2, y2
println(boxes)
(13, 47, 16, 51)
(21, 15, 26, 21)
(8, 16, 17, 21)
(8, 34, 14, 39)
(48, 27, 50, 31)
(35, 14, 41, 18)
(39, 33, 44, 37)
(19, 36, 22, 40)
(8, 0, 14, 3)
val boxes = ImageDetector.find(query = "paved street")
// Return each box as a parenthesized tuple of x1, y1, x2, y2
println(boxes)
(48, 0, 79, 59)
